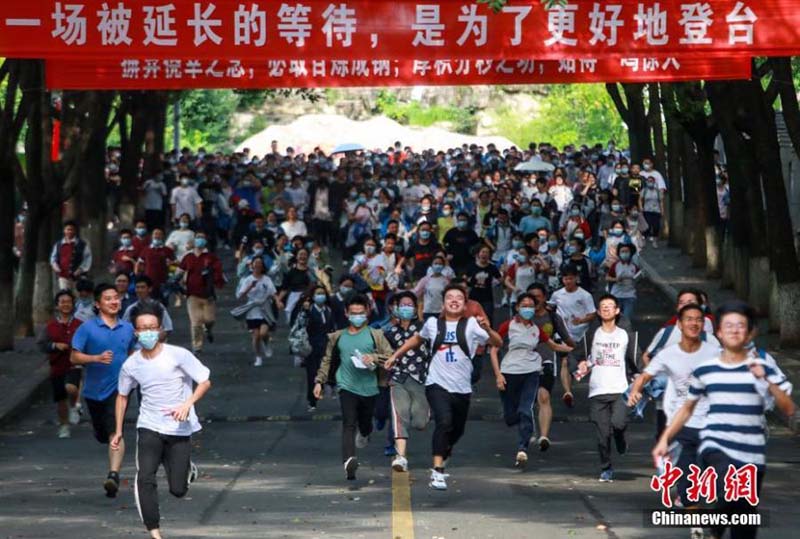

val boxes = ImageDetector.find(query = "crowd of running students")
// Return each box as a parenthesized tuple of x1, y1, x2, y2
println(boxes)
(37, 139, 789, 539)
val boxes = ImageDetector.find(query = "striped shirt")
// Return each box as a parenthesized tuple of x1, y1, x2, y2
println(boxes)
(688, 353, 791, 468)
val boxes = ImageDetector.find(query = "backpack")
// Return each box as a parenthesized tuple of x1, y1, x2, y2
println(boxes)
(430, 317, 473, 361)
(288, 310, 313, 358)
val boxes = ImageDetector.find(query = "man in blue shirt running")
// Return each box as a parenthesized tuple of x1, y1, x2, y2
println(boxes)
(71, 283, 136, 498)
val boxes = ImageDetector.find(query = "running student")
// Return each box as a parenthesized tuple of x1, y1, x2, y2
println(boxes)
(386, 284, 502, 491)
(490, 292, 574, 468)
(653, 301, 796, 539)
(383, 291, 429, 473)
(70, 283, 136, 497)
(313, 294, 394, 481)
(576, 294, 640, 483)
(38, 289, 83, 438)
(113, 305, 211, 539)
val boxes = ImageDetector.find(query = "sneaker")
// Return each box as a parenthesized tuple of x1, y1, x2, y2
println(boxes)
(429, 469, 449, 490)
(515, 451, 528, 468)
(187, 461, 199, 487)
(104, 472, 120, 498)
(68, 406, 81, 425)
(392, 455, 408, 473)
(264, 344, 273, 359)
(614, 431, 628, 455)
(344, 457, 358, 480)
(384, 443, 397, 457)
(562, 392, 575, 408)
(253, 356, 263, 367)
(355, 431, 370, 449)
(375, 418, 386, 431)
(598, 469, 614, 483)
(307, 405, 317, 413)
(204, 325, 214, 343)
(58, 424, 71, 439)
(689, 527, 704, 539)
(538, 436, 551, 452)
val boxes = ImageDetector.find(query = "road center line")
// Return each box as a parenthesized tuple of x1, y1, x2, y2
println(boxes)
(392, 470, 414, 539)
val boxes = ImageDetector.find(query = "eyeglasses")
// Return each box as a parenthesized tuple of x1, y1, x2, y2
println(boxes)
(720, 322, 748, 331)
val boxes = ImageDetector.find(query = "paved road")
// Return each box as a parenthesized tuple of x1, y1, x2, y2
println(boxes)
(1, 276, 798, 539)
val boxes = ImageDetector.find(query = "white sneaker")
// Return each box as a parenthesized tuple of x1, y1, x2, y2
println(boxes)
(429, 469, 449, 490)
(392, 455, 408, 472)
(187, 461, 199, 487)
(355, 431, 370, 449)
(68, 406, 81, 425)
(515, 451, 528, 468)
(264, 344, 273, 358)
(253, 356, 263, 367)
(58, 425, 71, 439)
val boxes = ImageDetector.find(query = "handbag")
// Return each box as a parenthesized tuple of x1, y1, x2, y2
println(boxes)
(288, 309, 313, 358)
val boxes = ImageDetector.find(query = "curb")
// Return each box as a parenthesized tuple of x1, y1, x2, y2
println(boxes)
(639, 254, 800, 435)
(0, 360, 51, 426)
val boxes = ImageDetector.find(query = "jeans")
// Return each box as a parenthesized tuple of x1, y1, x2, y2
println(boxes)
(426, 384, 471, 459)
(617, 297, 636, 321)
(135, 428, 191, 531)
(500, 372, 540, 450)
(643, 211, 661, 238)
(589, 393, 628, 470)
(339, 389, 376, 461)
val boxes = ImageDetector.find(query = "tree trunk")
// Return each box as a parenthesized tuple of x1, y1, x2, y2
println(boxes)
(661, 83, 685, 248)
(605, 82, 654, 162)
(649, 83, 668, 238)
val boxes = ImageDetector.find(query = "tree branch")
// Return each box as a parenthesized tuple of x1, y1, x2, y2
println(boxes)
(605, 82, 630, 123)
(770, 57, 800, 159)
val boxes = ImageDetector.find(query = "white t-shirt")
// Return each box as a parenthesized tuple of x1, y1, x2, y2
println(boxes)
(280, 220, 308, 240)
(118, 344, 210, 436)
(420, 317, 489, 394)
(170, 186, 202, 220)
(551, 286, 595, 342)
(236, 274, 277, 320)
(644, 341, 718, 429)
(588, 326, 629, 398)
(646, 319, 718, 356)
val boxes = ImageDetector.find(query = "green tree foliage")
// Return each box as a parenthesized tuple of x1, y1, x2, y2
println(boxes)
(493, 84, 628, 148)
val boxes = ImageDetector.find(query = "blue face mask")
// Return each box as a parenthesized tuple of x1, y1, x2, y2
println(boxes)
(419, 230, 431, 240)
(431, 264, 444, 274)
(531, 207, 543, 217)
(619, 251, 632, 262)
(137, 330, 160, 351)
(611, 229, 624, 237)
(457, 220, 468, 230)
(135, 227, 147, 237)
(566, 245, 578, 256)
(357, 197, 367, 205)
(179, 221, 189, 229)
(611, 204, 622, 213)
(397, 305, 415, 320)
(570, 209, 581, 217)
(314, 294, 327, 305)
(195, 238, 207, 249)
(152, 239, 163, 247)
(120, 237, 132, 247)
(519, 307, 535, 321)
(339, 286, 353, 297)
(365, 245, 376, 255)
(349, 314, 368, 328)
(548, 239, 559, 249)
(512, 240, 524, 249)
(253, 248, 264, 256)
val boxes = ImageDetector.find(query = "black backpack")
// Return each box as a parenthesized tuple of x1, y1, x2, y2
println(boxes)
(430, 317, 473, 361)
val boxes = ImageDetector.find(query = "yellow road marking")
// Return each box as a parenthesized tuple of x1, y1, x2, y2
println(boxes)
(392, 470, 415, 539)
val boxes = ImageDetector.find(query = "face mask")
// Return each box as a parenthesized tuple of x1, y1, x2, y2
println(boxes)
(421, 204, 431, 212)
(574, 232, 585, 240)
(431, 263, 445, 274)
(538, 234, 548, 243)
(531, 207, 543, 217)
(152, 239, 163, 247)
(521, 203, 530, 211)
(135, 227, 147, 237)
(442, 209, 452, 217)
(195, 238, 207, 249)
(357, 197, 367, 205)
(349, 191, 358, 200)
(253, 248, 264, 256)
(419, 230, 431, 240)
(611, 204, 622, 213)
(630, 211, 639, 219)
(339, 286, 353, 297)
(397, 305, 415, 320)
(570, 209, 580, 217)
(619, 252, 632, 262)
(566, 245, 578, 256)
(611, 229, 624, 237)
(180, 179, 190, 187)
(313, 294, 327, 305)
(457, 220, 468, 230)
(349, 314, 368, 328)
(620, 167, 629, 175)
(379, 180, 388, 188)
(137, 330, 160, 351)
(179, 221, 189, 229)
(120, 237, 132, 247)
(643, 164, 653, 171)
(306, 241, 315, 250)
(519, 307, 535, 321)
(548, 239, 559, 249)
(365, 245, 376, 255)
(512, 240, 524, 249)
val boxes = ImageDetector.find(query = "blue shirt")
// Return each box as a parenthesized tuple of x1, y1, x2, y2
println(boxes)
(72, 316, 136, 401)
(519, 215, 551, 235)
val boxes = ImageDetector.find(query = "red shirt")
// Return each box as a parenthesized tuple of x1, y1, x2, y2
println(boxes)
(43, 316, 82, 377)
(111, 246, 138, 275)
(57, 241, 76, 278)
(132, 235, 150, 253)
(179, 251, 225, 298)
(138, 245, 175, 287)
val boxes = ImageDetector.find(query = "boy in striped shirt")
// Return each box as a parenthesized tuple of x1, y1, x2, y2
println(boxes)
(653, 301, 795, 539)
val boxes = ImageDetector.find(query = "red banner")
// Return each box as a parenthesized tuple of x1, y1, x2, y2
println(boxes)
(45, 55, 751, 90)
(2, 1, 799, 61)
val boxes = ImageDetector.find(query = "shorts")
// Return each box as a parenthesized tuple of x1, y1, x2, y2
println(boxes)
(85, 393, 119, 444)
(51, 369, 82, 402)
(540, 363, 555, 393)
(246, 319, 268, 330)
